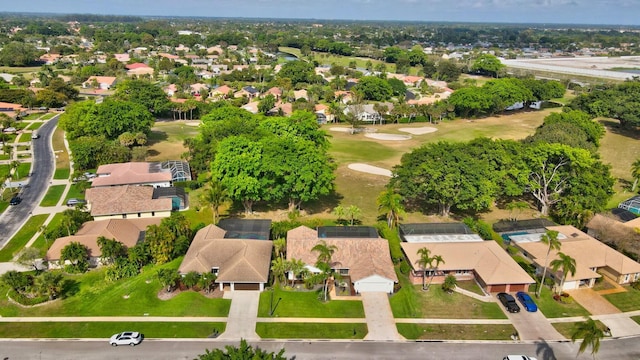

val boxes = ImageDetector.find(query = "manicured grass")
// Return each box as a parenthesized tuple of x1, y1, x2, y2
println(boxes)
(598, 119, 640, 207)
(603, 286, 640, 312)
(17, 133, 32, 142)
(0, 214, 48, 261)
(31, 213, 63, 256)
(397, 323, 516, 340)
(21, 112, 46, 120)
(0, 66, 41, 73)
(147, 121, 200, 162)
(257, 287, 365, 318)
(531, 287, 589, 318)
(456, 280, 485, 296)
(54, 168, 70, 180)
(552, 320, 607, 339)
(312, 52, 397, 73)
(12, 162, 31, 180)
(52, 127, 69, 172)
(26, 121, 44, 130)
(0, 259, 232, 317)
(390, 274, 506, 319)
(256, 322, 367, 339)
(40, 184, 66, 206)
(0, 322, 225, 338)
(278, 47, 302, 58)
(63, 183, 85, 201)
(41, 113, 56, 120)
(632, 316, 640, 325)
(0, 164, 10, 177)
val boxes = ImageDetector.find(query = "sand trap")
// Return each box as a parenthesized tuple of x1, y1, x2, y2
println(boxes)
(365, 133, 411, 141)
(398, 127, 438, 135)
(348, 163, 392, 177)
(329, 127, 353, 133)
(184, 121, 201, 127)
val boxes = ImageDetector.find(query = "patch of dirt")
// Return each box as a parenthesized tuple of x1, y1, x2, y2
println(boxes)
(157, 287, 225, 300)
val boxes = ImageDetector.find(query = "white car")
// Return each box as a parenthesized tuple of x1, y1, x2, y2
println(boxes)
(109, 331, 142, 346)
(503, 356, 538, 360)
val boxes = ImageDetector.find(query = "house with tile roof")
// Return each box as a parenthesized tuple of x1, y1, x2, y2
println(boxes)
(85, 185, 173, 221)
(514, 225, 640, 291)
(46, 218, 161, 268)
(92, 162, 174, 188)
(286, 225, 398, 294)
(82, 76, 117, 90)
(179, 224, 273, 291)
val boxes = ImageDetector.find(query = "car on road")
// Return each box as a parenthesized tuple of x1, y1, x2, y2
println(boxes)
(66, 198, 86, 207)
(497, 292, 520, 313)
(83, 172, 97, 179)
(31, 131, 39, 139)
(516, 291, 538, 312)
(503, 356, 538, 360)
(109, 331, 142, 346)
(9, 196, 21, 205)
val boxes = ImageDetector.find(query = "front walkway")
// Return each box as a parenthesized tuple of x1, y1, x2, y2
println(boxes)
(218, 291, 260, 340)
(361, 292, 405, 341)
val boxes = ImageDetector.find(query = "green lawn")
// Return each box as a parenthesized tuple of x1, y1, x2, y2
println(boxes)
(0, 164, 9, 178)
(0, 322, 225, 338)
(31, 213, 63, 256)
(397, 323, 516, 340)
(255, 322, 367, 339)
(25, 121, 44, 130)
(40, 185, 66, 206)
(598, 119, 640, 208)
(12, 162, 32, 181)
(390, 274, 506, 319)
(41, 113, 56, 120)
(632, 316, 640, 325)
(531, 287, 589, 318)
(0, 66, 41, 73)
(552, 320, 607, 339)
(63, 183, 86, 201)
(603, 286, 640, 312)
(52, 127, 69, 173)
(21, 112, 46, 120)
(0, 214, 48, 262)
(17, 133, 32, 143)
(147, 121, 200, 162)
(455, 280, 485, 296)
(54, 168, 70, 180)
(257, 287, 365, 318)
(0, 259, 232, 317)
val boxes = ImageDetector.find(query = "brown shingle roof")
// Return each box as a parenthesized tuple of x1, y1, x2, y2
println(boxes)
(93, 162, 172, 187)
(179, 225, 273, 283)
(286, 226, 398, 283)
(402, 241, 534, 286)
(46, 218, 161, 261)
(85, 186, 172, 216)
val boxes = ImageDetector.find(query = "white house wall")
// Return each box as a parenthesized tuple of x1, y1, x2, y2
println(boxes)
(354, 274, 394, 294)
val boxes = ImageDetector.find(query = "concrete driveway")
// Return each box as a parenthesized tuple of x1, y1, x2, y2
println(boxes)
(219, 291, 260, 340)
(567, 288, 620, 315)
(361, 292, 405, 341)
(496, 293, 565, 341)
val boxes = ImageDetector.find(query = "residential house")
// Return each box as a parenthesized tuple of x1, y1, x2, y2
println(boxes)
(179, 220, 273, 291)
(189, 83, 209, 97)
(234, 86, 259, 99)
(46, 218, 161, 268)
(39, 53, 61, 65)
(513, 225, 640, 290)
(114, 53, 130, 62)
(264, 87, 282, 100)
(82, 76, 117, 90)
(94, 162, 170, 188)
(270, 102, 292, 117)
(125, 63, 154, 77)
(210, 85, 233, 100)
(286, 225, 398, 294)
(242, 101, 260, 114)
(85, 185, 173, 221)
(399, 223, 484, 243)
(163, 84, 178, 97)
(293, 89, 309, 101)
(345, 104, 384, 124)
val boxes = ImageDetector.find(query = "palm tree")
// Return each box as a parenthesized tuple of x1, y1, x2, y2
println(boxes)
(571, 318, 605, 359)
(536, 230, 562, 298)
(631, 158, 640, 192)
(35, 271, 64, 300)
(312, 240, 338, 301)
(550, 252, 577, 295)
(270, 257, 289, 285)
(377, 187, 405, 229)
(288, 258, 307, 287)
(199, 180, 228, 225)
(10, 160, 20, 181)
(332, 205, 346, 224)
(346, 205, 361, 226)
(416, 247, 433, 291)
(426, 254, 445, 290)
(272, 238, 286, 260)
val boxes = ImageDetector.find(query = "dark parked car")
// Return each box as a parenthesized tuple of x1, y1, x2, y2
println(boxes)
(516, 291, 538, 312)
(497, 292, 520, 313)
(9, 196, 21, 205)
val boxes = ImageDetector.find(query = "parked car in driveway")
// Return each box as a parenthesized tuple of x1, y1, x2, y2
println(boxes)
(9, 196, 21, 205)
(66, 198, 87, 207)
(109, 331, 142, 346)
(497, 292, 520, 313)
(516, 291, 538, 312)
(503, 356, 538, 360)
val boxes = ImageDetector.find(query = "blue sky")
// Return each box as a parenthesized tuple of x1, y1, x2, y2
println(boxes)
(3, 0, 640, 25)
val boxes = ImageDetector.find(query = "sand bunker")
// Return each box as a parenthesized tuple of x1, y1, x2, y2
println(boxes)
(348, 163, 392, 177)
(329, 127, 353, 133)
(365, 133, 411, 141)
(398, 127, 438, 135)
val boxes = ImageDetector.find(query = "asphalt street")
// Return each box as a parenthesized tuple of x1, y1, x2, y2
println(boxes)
(0, 115, 58, 246)
(1, 338, 640, 360)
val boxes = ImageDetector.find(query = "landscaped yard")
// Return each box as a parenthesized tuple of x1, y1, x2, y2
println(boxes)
(146, 121, 200, 162)
(0, 322, 225, 338)
(598, 119, 640, 208)
(20, 113, 45, 120)
(257, 287, 365, 318)
(41, 113, 56, 120)
(17, 133, 32, 143)
(63, 183, 86, 201)
(603, 286, 640, 312)
(12, 162, 31, 180)
(389, 275, 506, 319)
(552, 320, 608, 338)
(531, 287, 589, 318)
(397, 323, 516, 340)
(255, 322, 367, 339)
(31, 213, 63, 256)
(455, 280, 486, 296)
(40, 185, 66, 206)
(0, 259, 231, 317)
(26, 121, 44, 130)
(0, 214, 48, 262)
(52, 127, 69, 177)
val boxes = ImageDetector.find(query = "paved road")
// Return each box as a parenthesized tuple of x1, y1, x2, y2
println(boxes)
(0, 116, 58, 247)
(1, 337, 640, 360)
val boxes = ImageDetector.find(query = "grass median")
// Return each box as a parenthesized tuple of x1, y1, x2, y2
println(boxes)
(533, 287, 589, 318)
(603, 286, 640, 312)
(0, 214, 48, 261)
(397, 323, 516, 340)
(0, 322, 225, 338)
(256, 322, 367, 339)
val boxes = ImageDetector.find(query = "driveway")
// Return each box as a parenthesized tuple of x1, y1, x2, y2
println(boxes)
(219, 291, 260, 340)
(567, 288, 620, 315)
(496, 293, 565, 341)
(361, 292, 404, 341)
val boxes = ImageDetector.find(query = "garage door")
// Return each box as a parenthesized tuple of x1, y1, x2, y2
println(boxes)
(508, 284, 528, 292)
(489, 284, 507, 293)
(234, 283, 260, 290)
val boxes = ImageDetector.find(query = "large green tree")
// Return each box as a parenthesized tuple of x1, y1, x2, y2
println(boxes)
(0, 42, 39, 66)
(471, 54, 505, 78)
(196, 339, 290, 360)
(550, 252, 577, 295)
(113, 79, 171, 114)
(354, 76, 393, 101)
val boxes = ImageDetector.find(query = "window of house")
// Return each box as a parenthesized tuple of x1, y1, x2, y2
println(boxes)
(151, 212, 155, 216)
(211, 267, 219, 275)
(122, 214, 127, 219)
(339, 269, 349, 276)
(138, 213, 141, 218)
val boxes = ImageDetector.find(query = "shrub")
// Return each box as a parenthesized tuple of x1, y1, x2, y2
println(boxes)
(7, 288, 49, 306)
(399, 261, 410, 275)
(506, 245, 519, 255)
